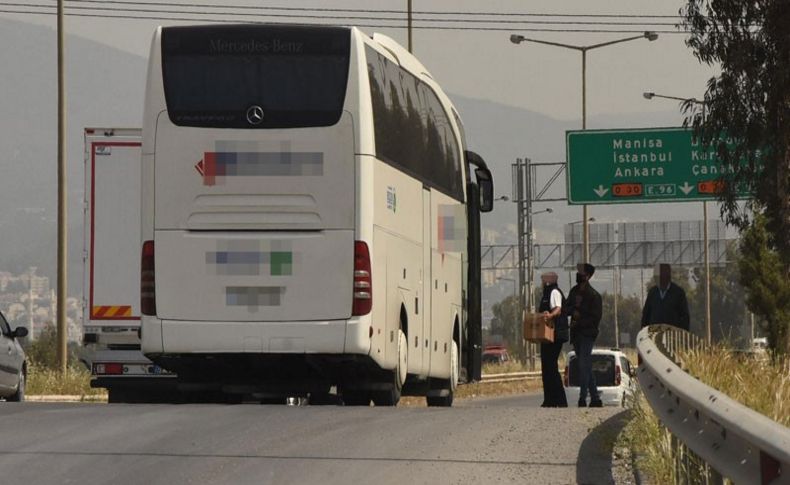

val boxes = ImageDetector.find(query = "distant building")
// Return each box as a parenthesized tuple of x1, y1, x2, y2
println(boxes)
(30, 274, 50, 298)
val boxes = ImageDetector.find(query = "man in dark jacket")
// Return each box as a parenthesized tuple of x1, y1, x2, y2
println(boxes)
(641, 264, 690, 331)
(563, 263, 603, 408)
(539, 272, 568, 408)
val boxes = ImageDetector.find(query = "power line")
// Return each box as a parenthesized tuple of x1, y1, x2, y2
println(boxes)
(60, 0, 688, 19)
(0, 3, 695, 33)
(0, 2, 687, 26)
(0, 9, 693, 33)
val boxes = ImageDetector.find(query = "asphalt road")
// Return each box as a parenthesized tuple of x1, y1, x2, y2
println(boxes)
(0, 392, 629, 485)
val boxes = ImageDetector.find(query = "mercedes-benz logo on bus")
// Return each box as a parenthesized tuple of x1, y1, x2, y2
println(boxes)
(246, 105, 264, 125)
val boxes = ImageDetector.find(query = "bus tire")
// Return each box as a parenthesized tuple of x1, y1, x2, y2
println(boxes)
(342, 390, 371, 406)
(426, 341, 458, 407)
(372, 328, 407, 406)
(397, 328, 408, 387)
(371, 387, 398, 406)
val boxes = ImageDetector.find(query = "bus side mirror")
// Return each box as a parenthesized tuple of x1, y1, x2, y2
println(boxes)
(12, 327, 28, 339)
(465, 150, 494, 213)
(476, 171, 493, 212)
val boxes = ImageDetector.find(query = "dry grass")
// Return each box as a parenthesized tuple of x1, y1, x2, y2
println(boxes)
(398, 377, 542, 407)
(623, 345, 789, 483)
(620, 389, 674, 484)
(456, 377, 542, 399)
(679, 346, 790, 426)
(26, 362, 106, 399)
(482, 360, 536, 374)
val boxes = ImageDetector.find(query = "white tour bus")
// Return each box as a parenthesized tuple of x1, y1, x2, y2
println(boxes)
(141, 24, 493, 406)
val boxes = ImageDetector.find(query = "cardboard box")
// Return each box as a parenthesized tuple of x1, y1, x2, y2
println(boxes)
(524, 312, 554, 343)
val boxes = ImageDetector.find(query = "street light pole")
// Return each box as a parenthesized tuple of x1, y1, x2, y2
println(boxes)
(569, 217, 594, 263)
(582, 50, 589, 262)
(643, 91, 711, 343)
(511, 31, 658, 264)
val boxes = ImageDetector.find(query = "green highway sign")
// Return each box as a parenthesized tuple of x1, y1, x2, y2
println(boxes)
(565, 127, 752, 204)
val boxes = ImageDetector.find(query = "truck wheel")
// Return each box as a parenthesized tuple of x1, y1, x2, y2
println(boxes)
(107, 389, 130, 404)
(8, 370, 25, 402)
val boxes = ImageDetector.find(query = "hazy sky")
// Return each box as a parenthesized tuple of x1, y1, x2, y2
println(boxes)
(0, 1, 728, 301)
(2, 0, 715, 121)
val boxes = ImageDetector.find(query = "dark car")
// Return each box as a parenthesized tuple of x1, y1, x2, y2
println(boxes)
(0, 311, 27, 401)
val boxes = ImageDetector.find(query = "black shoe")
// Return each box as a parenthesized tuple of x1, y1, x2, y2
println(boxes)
(577, 399, 587, 407)
(589, 400, 603, 408)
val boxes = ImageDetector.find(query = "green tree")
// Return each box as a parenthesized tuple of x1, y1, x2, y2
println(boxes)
(737, 216, 790, 354)
(490, 295, 519, 354)
(688, 261, 749, 346)
(681, 2, 790, 254)
(681, 2, 790, 354)
(23, 323, 59, 368)
(22, 323, 80, 369)
(640, 263, 750, 344)
(598, 293, 643, 349)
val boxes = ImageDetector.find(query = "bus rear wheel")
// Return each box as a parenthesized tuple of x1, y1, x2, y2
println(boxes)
(342, 390, 371, 406)
(372, 329, 407, 407)
(426, 340, 458, 407)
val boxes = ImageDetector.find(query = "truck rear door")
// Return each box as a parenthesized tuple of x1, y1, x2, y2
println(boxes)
(83, 128, 142, 339)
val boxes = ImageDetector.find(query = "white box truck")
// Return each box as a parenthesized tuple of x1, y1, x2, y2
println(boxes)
(81, 127, 176, 403)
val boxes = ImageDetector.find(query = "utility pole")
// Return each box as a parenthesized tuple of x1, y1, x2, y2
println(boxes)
(56, 0, 68, 374)
(27, 268, 34, 341)
(613, 266, 619, 348)
(407, 0, 413, 53)
(513, 159, 526, 363)
(525, 158, 536, 371)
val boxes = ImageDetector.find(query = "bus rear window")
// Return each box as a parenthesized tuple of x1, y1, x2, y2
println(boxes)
(161, 25, 350, 129)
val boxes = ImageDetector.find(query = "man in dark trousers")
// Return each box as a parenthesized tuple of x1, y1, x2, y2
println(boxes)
(539, 271, 568, 407)
(641, 263, 690, 331)
(564, 263, 603, 408)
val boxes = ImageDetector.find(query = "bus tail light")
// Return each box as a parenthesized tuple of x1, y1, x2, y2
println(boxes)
(352, 241, 372, 316)
(615, 364, 622, 386)
(141, 240, 156, 316)
(563, 365, 569, 387)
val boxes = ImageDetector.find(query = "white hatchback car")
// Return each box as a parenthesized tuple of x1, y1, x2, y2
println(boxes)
(563, 348, 635, 407)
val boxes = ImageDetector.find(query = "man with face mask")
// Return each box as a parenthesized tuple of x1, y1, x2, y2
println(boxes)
(563, 263, 603, 407)
(539, 271, 568, 407)
(641, 263, 690, 331)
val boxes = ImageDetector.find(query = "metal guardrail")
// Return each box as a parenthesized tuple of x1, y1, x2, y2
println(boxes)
(479, 371, 541, 384)
(637, 324, 790, 484)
